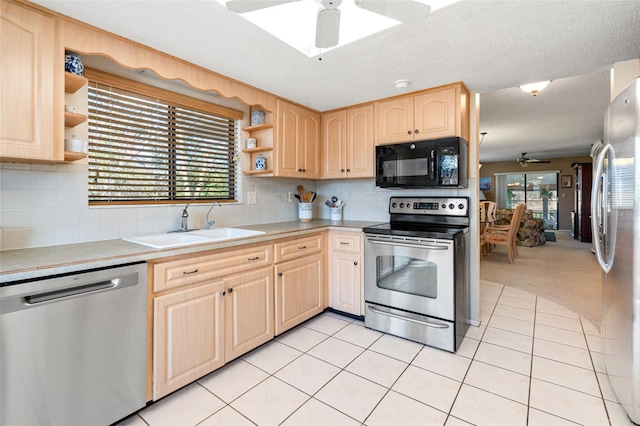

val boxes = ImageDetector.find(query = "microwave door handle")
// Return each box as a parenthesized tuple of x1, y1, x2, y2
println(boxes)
(430, 149, 435, 180)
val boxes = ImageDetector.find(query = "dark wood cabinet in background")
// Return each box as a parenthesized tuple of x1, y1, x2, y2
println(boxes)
(573, 162, 592, 243)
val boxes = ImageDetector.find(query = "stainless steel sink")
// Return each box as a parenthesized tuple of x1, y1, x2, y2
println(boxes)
(122, 228, 265, 249)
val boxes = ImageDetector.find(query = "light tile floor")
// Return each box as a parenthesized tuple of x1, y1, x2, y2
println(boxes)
(119, 280, 634, 426)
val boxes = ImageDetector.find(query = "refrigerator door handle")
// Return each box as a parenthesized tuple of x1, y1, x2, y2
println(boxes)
(591, 144, 614, 273)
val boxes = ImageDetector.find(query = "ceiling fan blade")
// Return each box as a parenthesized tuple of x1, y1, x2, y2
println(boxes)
(528, 159, 551, 164)
(315, 7, 341, 48)
(354, 0, 430, 24)
(226, 0, 296, 14)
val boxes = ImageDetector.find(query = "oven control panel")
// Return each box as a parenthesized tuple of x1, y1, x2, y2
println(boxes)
(388, 197, 468, 216)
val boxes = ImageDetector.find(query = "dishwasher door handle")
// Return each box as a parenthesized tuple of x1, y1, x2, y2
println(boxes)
(25, 280, 119, 305)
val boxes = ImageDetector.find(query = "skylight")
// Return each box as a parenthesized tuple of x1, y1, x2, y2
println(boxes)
(216, 0, 460, 57)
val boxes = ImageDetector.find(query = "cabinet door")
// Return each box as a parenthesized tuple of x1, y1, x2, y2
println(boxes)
(329, 251, 362, 316)
(346, 104, 374, 178)
(274, 253, 324, 335)
(413, 87, 457, 139)
(225, 266, 274, 362)
(301, 108, 321, 178)
(275, 99, 301, 177)
(375, 96, 414, 145)
(322, 110, 347, 179)
(153, 281, 225, 400)
(0, 1, 63, 162)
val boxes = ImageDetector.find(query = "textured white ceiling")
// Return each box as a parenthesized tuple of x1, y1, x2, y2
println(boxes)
(31, 0, 640, 162)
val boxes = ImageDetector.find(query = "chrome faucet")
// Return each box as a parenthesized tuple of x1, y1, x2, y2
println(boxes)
(205, 202, 221, 229)
(180, 204, 190, 231)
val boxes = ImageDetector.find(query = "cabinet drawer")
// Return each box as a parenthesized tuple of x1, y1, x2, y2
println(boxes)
(154, 244, 273, 292)
(274, 233, 323, 263)
(330, 232, 362, 253)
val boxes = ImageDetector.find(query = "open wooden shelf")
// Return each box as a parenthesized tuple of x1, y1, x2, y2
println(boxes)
(64, 151, 87, 162)
(243, 169, 273, 175)
(64, 111, 88, 127)
(242, 147, 272, 154)
(64, 72, 88, 93)
(242, 124, 272, 133)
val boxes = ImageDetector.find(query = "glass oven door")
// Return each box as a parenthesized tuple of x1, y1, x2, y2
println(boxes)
(364, 235, 455, 321)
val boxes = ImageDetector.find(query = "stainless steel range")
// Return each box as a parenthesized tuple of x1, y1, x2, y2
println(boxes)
(363, 196, 470, 352)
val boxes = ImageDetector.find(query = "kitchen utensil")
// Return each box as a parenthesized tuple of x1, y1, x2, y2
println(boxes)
(331, 196, 338, 203)
(297, 185, 304, 196)
(325, 200, 332, 207)
(310, 192, 316, 203)
(295, 194, 302, 202)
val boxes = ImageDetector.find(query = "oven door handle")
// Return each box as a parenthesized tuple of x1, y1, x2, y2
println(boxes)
(366, 239, 448, 250)
(368, 305, 449, 329)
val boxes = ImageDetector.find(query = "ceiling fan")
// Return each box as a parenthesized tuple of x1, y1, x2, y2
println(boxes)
(516, 153, 551, 167)
(224, 0, 431, 48)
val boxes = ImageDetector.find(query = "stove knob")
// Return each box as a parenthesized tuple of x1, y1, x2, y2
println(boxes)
(406, 204, 412, 209)
(441, 203, 446, 209)
(448, 203, 455, 209)
(391, 202, 397, 208)
(399, 203, 405, 208)
(458, 203, 464, 209)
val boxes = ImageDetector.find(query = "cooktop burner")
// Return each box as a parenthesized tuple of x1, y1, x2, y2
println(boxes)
(363, 196, 470, 240)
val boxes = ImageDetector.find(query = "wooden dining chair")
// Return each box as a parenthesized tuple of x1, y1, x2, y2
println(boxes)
(483, 203, 526, 263)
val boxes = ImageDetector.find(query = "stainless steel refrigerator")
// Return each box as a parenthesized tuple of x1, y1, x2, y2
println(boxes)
(592, 75, 640, 424)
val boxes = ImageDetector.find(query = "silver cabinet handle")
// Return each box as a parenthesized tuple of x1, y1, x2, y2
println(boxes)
(368, 305, 449, 329)
(367, 239, 447, 250)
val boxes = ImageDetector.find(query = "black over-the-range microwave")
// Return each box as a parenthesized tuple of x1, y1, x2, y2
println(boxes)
(375, 137, 468, 189)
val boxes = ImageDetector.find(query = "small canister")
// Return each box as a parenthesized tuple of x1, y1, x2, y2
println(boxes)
(255, 154, 266, 170)
(246, 138, 257, 149)
(251, 110, 265, 126)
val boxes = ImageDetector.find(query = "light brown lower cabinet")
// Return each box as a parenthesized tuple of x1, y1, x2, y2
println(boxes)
(224, 267, 274, 362)
(328, 231, 364, 316)
(274, 252, 324, 335)
(153, 280, 226, 399)
(153, 265, 273, 400)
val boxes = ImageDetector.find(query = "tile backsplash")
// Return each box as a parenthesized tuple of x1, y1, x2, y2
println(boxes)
(0, 162, 472, 250)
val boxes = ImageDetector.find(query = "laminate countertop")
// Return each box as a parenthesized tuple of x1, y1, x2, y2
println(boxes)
(0, 220, 381, 284)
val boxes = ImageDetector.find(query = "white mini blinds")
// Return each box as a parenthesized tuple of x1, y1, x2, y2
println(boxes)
(86, 71, 241, 205)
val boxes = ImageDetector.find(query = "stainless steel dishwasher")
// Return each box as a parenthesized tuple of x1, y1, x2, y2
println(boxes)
(1, 262, 148, 426)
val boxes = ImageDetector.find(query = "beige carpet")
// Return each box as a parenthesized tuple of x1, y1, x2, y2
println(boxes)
(480, 230, 603, 328)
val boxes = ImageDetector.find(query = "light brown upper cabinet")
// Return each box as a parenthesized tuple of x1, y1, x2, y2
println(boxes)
(274, 99, 320, 179)
(1, 1, 63, 163)
(322, 104, 374, 179)
(374, 83, 469, 145)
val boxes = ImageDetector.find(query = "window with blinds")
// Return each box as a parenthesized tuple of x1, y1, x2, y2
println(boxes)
(87, 72, 241, 205)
